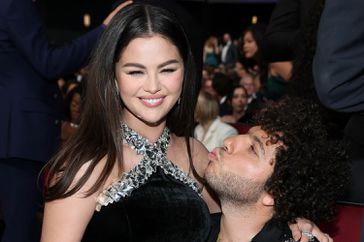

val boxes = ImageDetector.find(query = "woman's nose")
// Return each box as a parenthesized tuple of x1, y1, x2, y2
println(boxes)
(143, 74, 161, 94)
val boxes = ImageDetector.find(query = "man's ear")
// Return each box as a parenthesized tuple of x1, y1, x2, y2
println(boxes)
(262, 192, 274, 206)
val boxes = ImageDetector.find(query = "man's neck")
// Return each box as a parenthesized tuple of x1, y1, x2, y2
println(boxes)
(219, 202, 272, 242)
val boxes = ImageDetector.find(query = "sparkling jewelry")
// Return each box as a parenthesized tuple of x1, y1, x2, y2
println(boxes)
(96, 122, 202, 211)
(301, 231, 315, 241)
(70, 122, 79, 128)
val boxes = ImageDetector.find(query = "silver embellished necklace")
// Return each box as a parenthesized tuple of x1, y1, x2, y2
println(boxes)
(69, 122, 79, 129)
(95, 123, 202, 211)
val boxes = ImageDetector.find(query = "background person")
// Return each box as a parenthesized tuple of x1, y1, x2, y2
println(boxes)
(61, 85, 83, 146)
(221, 85, 251, 124)
(242, 24, 292, 101)
(221, 33, 239, 70)
(195, 91, 238, 151)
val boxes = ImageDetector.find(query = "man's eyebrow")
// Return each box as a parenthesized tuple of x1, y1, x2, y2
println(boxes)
(251, 134, 266, 157)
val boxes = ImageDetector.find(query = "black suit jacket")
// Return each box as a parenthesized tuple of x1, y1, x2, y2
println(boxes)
(264, 0, 315, 62)
(0, 0, 104, 162)
(207, 213, 319, 242)
(222, 43, 238, 69)
(313, 0, 364, 204)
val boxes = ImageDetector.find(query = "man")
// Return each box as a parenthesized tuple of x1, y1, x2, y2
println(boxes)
(221, 33, 238, 70)
(205, 97, 348, 242)
(212, 73, 233, 116)
(0, 1, 131, 242)
(313, 0, 364, 240)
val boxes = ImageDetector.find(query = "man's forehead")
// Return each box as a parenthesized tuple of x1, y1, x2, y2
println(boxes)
(248, 126, 268, 138)
(248, 126, 283, 147)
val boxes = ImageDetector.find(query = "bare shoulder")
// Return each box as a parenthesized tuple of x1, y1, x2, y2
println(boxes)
(41, 157, 118, 242)
(71, 156, 117, 195)
(189, 137, 210, 176)
(169, 135, 209, 177)
(164, 135, 221, 213)
(189, 137, 221, 213)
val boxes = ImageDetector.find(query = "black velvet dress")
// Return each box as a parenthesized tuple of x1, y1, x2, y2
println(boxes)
(81, 124, 211, 242)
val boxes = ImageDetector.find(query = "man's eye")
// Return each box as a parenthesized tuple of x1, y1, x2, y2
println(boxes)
(127, 71, 143, 76)
(250, 145, 257, 155)
(161, 68, 176, 73)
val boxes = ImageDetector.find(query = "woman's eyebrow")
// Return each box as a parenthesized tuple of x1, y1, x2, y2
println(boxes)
(121, 59, 180, 69)
(157, 59, 180, 68)
(122, 63, 145, 69)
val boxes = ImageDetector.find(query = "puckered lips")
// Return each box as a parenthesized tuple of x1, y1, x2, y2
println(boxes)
(208, 148, 220, 162)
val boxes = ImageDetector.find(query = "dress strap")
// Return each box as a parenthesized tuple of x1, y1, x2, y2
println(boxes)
(95, 123, 202, 211)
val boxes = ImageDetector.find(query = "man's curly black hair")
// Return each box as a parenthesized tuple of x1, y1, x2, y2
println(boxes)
(253, 97, 350, 223)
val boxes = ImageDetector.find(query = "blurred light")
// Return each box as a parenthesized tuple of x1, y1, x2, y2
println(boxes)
(83, 14, 91, 28)
(252, 15, 258, 24)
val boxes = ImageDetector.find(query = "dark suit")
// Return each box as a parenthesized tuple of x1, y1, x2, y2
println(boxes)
(222, 42, 238, 69)
(264, 0, 315, 62)
(313, 0, 364, 240)
(0, 0, 104, 241)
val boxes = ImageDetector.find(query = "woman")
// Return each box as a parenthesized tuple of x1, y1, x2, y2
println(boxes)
(42, 3, 219, 242)
(243, 24, 292, 101)
(221, 85, 251, 124)
(203, 36, 220, 67)
(41, 3, 331, 242)
(61, 85, 82, 146)
(194, 91, 238, 151)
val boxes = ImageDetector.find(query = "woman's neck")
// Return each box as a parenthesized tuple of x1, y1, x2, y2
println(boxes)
(201, 120, 214, 134)
(123, 118, 166, 143)
(232, 109, 245, 121)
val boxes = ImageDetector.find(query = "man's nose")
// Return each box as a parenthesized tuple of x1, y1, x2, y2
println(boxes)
(223, 134, 248, 153)
(223, 136, 236, 153)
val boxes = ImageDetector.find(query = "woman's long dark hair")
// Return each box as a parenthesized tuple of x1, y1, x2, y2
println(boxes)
(44, 3, 200, 200)
(242, 24, 268, 85)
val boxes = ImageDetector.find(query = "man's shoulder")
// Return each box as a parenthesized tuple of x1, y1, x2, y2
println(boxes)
(0, 0, 12, 16)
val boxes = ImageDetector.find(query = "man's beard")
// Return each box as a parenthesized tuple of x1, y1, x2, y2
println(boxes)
(206, 169, 266, 206)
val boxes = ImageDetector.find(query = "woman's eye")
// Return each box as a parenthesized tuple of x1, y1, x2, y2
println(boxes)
(161, 68, 176, 73)
(127, 70, 143, 76)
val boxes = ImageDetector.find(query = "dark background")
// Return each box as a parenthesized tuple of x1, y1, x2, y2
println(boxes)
(40, 0, 275, 44)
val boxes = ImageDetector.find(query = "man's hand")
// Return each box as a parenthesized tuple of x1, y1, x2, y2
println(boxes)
(103, 1, 133, 26)
(289, 218, 333, 242)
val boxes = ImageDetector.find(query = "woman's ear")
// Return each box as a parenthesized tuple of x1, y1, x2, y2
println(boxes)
(115, 79, 119, 95)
